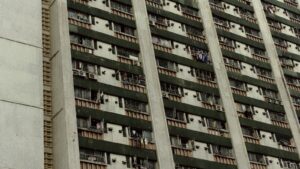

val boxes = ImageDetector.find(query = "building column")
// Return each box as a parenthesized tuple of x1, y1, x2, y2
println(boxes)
(131, 0, 175, 168)
(252, 0, 300, 156)
(198, 1, 252, 168)
(49, 0, 81, 168)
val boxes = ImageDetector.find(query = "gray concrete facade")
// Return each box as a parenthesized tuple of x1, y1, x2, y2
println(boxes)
(132, 0, 175, 168)
(49, 0, 81, 168)
(0, 0, 44, 169)
(198, 1, 252, 168)
(252, 0, 300, 157)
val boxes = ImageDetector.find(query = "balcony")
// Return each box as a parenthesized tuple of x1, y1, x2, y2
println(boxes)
(72, 0, 88, 5)
(111, 8, 134, 20)
(252, 53, 269, 63)
(264, 96, 281, 105)
(167, 118, 187, 128)
(290, 16, 300, 25)
(246, 33, 263, 43)
(231, 87, 247, 96)
(118, 55, 140, 66)
(215, 22, 230, 31)
(115, 31, 137, 43)
(219, 42, 235, 52)
(294, 104, 300, 111)
(275, 43, 288, 51)
(287, 83, 300, 92)
(80, 154, 106, 169)
(269, 24, 281, 32)
(244, 135, 260, 144)
(271, 119, 289, 128)
(250, 162, 267, 169)
(150, 21, 168, 30)
(208, 128, 230, 137)
(281, 63, 294, 71)
(146, 0, 163, 8)
(214, 154, 236, 165)
(284, 0, 298, 7)
(240, 14, 257, 23)
(257, 75, 275, 83)
(187, 33, 206, 43)
(122, 82, 146, 93)
(209, 3, 224, 12)
(75, 98, 100, 110)
(71, 43, 94, 54)
(279, 144, 297, 153)
(153, 43, 172, 53)
(225, 64, 241, 73)
(125, 108, 151, 121)
(129, 137, 156, 150)
(172, 146, 193, 157)
(182, 12, 201, 22)
(198, 78, 218, 88)
(202, 102, 224, 111)
(163, 92, 182, 102)
(158, 66, 177, 77)
(78, 126, 103, 140)
(69, 18, 91, 29)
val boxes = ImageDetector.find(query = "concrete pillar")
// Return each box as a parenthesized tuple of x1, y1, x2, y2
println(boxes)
(49, 0, 81, 168)
(0, 0, 44, 169)
(131, 0, 175, 168)
(252, 0, 300, 157)
(198, 1, 252, 168)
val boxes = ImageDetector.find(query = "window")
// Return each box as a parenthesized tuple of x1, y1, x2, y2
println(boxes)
(72, 60, 101, 75)
(170, 136, 191, 149)
(114, 23, 135, 36)
(116, 46, 139, 58)
(229, 79, 246, 90)
(68, 10, 90, 23)
(148, 13, 168, 26)
(165, 108, 186, 122)
(124, 99, 147, 112)
(80, 149, 106, 163)
(248, 153, 265, 164)
(74, 87, 98, 101)
(212, 145, 233, 157)
(241, 126, 257, 137)
(194, 69, 215, 82)
(111, 0, 132, 14)
(255, 67, 272, 78)
(262, 89, 278, 100)
(186, 25, 204, 37)
(121, 72, 145, 86)
(207, 118, 226, 130)
(157, 59, 177, 71)
(152, 35, 172, 48)
(161, 82, 181, 96)
(181, 6, 198, 17)
(70, 34, 93, 48)
(269, 111, 286, 122)
(199, 92, 221, 105)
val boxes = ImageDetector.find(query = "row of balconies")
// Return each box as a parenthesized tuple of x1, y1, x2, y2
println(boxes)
(283, 0, 299, 7)
(210, 0, 257, 23)
(80, 149, 157, 169)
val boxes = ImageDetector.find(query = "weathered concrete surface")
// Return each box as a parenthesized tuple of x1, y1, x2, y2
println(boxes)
(132, 0, 175, 168)
(199, 1, 251, 168)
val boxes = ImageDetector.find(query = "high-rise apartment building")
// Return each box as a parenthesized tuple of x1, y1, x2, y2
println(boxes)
(1, 0, 300, 169)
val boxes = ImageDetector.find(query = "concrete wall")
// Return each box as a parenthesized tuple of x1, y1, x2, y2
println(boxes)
(49, 0, 81, 168)
(0, 0, 44, 168)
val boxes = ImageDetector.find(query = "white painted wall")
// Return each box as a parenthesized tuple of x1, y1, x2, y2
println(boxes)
(0, 0, 43, 168)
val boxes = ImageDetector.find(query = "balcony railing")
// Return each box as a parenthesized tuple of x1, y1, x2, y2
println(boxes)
(118, 55, 140, 66)
(240, 13, 257, 23)
(275, 43, 288, 51)
(165, 92, 182, 102)
(279, 144, 297, 152)
(153, 43, 172, 53)
(115, 32, 137, 43)
(150, 21, 168, 30)
(284, 0, 298, 7)
(215, 22, 230, 31)
(250, 161, 267, 169)
(231, 87, 247, 96)
(72, 0, 89, 5)
(287, 83, 300, 92)
(158, 66, 177, 77)
(281, 63, 294, 71)
(111, 8, 134, 20)
(187, 33, 206, 43)
(125, 108, 151, 121)
(208, 128, 230, 137)
(146, 0, 163, 8)
(252, 53, 269, 63)
(244, 135, 260, 144)
(202, 102, 224, 111)
(209, 3, 224, 12)
(80, 154, 106, 169)
(294, 104, 300, 111)
(246, 33, 263, 43)
(167, 118, 187, 128)
(269, 24, 281, 32)
(182, 11, 201, 22)
(69, 18, 91, 29)
(271, 119, 289, 128)
(75, 98, 100, 110)
(219, 42, 235, 52)
(71, 43, 94, 54)
(257, 74, 275, 83)
(198, 78, 217, 88)
(172, 146, 193, 157)
(129, 137, 156, 150)
(78, 126, 103, 140)
(290, 16, 300, 25)
(237, 111, 253, 119)
(122, 82, 146, 93)
(214, 154, 236, 165)
(225, 64, 241, 73)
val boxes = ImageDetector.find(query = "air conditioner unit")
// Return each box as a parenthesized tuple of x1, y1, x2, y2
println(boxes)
(79, 70, 86, 77)
(162, 91, 169, 99)
(88, 73, 97, 80)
